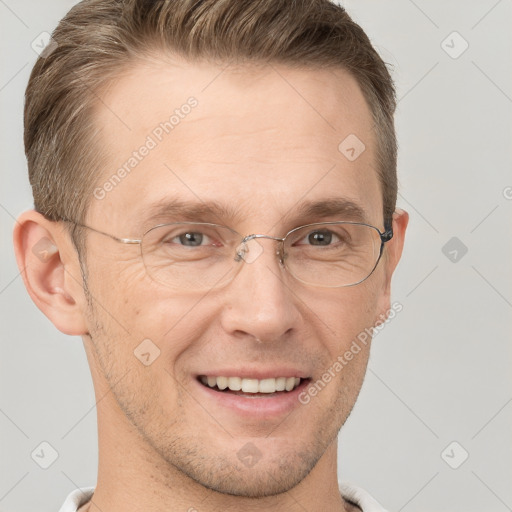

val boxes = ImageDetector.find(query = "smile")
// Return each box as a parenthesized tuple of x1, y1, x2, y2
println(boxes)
(199, 375, 303, 394)
(195, 371, 311, 417)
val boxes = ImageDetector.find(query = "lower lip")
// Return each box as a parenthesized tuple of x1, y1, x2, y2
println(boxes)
(194, 378, 309, 418)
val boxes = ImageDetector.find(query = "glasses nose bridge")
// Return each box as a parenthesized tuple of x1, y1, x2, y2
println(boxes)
(235, 233, 286, 263)
(241, 233, 284, 244)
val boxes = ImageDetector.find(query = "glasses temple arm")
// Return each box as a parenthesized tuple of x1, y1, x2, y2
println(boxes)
(59, 218, 142, 244)
(382, 217, 394, 242)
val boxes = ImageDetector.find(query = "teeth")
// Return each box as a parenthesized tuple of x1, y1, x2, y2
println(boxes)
(201, 376, 302, 393)
(216, 376, 228, 390)
(275, 377, 286, 391)
(285, 377, 295, 391)
(241, 378, 259, 393)
(258, 378, 276, 393)
(228, 376, 242, 391)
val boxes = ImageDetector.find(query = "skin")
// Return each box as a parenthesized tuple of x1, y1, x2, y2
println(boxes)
(14, 56, 408, 512)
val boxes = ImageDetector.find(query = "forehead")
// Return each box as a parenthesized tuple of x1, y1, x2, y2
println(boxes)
(90, 57, 382, 232)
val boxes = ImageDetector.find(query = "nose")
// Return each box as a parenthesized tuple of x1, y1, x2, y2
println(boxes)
(218, 237, 301, 344)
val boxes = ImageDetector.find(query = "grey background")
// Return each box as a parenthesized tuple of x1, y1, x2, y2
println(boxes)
(1, 1, 511, 511)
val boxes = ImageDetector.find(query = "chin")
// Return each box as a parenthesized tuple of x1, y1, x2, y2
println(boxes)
(186, 452, 317, 498)
(153, 432, 327, 498)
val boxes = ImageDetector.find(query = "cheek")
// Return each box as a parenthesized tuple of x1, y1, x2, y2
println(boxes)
(95, 277, 214, 369)
(84, 276, 200, 404)
(83, 258, 163, 357)
(308, 284, 383, 388)
(85, 247, 145, 295)
(303, 278, 383, 352)
(87, 251, 162, 319)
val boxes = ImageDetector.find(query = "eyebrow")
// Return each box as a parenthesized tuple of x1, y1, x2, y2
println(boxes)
(138, 198, 245, 229)
(137, 196, 369, 231)
(289, 197, 369, 224)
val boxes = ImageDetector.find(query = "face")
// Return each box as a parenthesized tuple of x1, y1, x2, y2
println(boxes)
(78, 57, 397, 497)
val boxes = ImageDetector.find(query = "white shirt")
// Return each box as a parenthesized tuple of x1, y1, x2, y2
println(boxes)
(59, 482, 389, 512)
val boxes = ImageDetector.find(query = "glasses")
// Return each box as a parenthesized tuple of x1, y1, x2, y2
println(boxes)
(67, 220, 393, 290)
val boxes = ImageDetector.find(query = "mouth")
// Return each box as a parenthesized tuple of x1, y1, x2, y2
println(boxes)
(194, 373, 311, 422)
(198, 375, 305, 397)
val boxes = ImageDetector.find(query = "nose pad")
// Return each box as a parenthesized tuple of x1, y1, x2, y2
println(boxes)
(277, 246, 287, 266)
(234, 237, 264, 264)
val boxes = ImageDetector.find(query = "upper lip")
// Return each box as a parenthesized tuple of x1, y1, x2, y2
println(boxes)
(196, 368, 310, 379)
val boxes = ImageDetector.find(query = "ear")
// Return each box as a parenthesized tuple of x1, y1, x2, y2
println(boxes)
(375, 208, 409, 319)
(13, 210, 88, 336)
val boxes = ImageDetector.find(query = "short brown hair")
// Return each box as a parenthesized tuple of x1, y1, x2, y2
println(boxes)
(25, 0, 397, 231)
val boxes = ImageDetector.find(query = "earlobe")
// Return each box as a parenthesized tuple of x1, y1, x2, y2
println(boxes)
(13, 211, 88, 336)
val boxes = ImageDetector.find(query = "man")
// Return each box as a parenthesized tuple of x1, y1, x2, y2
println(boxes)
(14, 0, 408, 510)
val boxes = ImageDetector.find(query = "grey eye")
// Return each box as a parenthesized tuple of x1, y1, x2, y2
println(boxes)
(175, 232, 204, 246)
(166, 231, 207, 247)
(307, 230, 333, 245)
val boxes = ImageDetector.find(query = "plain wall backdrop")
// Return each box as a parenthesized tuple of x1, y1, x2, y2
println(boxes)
(1, 1, 511, 511)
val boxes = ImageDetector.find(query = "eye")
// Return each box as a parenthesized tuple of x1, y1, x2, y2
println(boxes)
(296, 229, 342, 246)
(167, 231, 214, 247)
